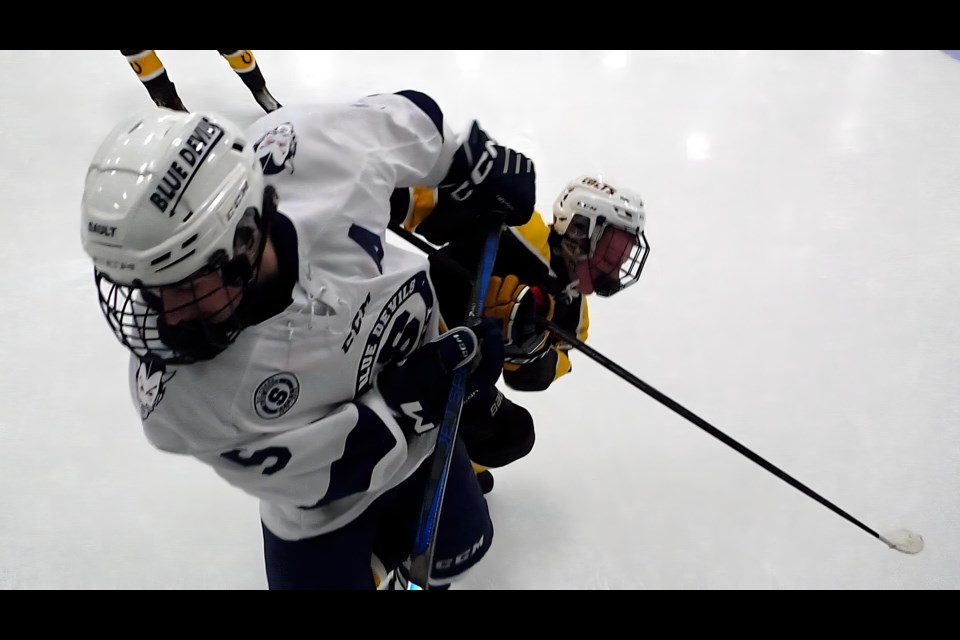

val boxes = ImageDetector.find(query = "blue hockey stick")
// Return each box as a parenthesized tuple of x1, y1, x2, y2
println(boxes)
(404, 218, 504, 590)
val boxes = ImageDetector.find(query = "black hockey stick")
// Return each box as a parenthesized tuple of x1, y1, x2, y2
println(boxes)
(405, 216, 505, 590)
(533, 319, 923, 554)
(389, 222, 923, 555)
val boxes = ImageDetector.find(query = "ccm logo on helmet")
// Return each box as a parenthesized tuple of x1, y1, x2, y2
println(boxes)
(149, 117, 225, 216)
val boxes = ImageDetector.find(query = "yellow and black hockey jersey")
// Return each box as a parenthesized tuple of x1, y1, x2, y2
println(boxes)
(390, 186, 590, 392)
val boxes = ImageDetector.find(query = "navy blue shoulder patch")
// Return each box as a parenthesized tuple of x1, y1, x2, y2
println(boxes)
(395, 90, 444, 142)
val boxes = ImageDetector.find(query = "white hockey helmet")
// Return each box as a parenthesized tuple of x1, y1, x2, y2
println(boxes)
(80, 109, 271, 364)
(81, 109, 264, 286)
(552, 175, 649, 296)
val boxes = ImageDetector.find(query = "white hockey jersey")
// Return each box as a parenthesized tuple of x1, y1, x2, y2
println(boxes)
(128, 92, 462, 540)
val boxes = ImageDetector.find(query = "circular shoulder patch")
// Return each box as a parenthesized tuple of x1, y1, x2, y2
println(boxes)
(254, 372, 300, 419)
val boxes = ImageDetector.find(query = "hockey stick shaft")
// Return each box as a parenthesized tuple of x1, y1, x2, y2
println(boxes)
(406, 218, 504, 590)
(537, 317, 885, 541)
(390, 223, 916, 552)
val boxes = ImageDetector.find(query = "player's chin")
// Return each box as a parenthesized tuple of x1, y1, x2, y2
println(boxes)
(207, 306, 240, 325)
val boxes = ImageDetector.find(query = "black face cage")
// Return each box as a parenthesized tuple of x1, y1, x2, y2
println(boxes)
(594, 228, 650, 297)
(94, 197, 273, 366)
(559, 214, 651, 297)
(95, 255, 249, 366)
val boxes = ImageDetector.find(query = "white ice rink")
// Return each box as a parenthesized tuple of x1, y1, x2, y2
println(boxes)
(1, 50, 958, 589)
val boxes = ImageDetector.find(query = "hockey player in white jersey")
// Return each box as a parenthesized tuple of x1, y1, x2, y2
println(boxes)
(80, 90, 536, 589)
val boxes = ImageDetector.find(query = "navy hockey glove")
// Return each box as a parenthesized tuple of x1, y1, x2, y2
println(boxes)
(440, 121, 536, 227)
(377, 320, 504, 431)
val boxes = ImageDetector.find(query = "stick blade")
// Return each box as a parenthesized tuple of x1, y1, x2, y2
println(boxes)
(881, 529, 924, 554)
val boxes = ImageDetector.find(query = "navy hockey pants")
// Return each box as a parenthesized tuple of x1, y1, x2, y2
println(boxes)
(261, 438, 493, 589)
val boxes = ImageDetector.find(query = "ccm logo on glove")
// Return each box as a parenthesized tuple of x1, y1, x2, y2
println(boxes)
(441, 121, 536, 227)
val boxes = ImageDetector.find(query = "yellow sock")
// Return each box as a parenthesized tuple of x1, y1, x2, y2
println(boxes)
(220, 50, 258, 74)
(123, 50, 165, 82)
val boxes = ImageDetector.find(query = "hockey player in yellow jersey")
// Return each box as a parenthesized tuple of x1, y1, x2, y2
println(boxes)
(390, 174, 650, 493)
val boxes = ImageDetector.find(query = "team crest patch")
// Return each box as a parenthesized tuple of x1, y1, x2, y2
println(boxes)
(136, 357, 175, 420)
(254, 372, 300, 419)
